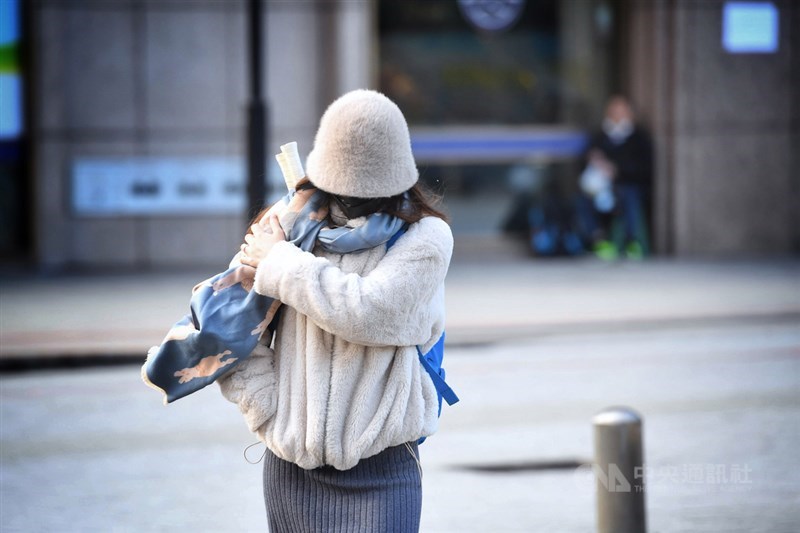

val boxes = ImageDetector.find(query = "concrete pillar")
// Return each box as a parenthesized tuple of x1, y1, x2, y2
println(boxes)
(593, 406, 646, 533)
(334, 0, 374, 94)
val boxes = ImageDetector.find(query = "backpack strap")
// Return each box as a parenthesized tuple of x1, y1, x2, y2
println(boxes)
(385, 224, 407, 250)
(417, 341, 460, 406)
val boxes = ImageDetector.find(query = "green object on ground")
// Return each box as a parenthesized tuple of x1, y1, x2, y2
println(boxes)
(594, 240, 618, 261)
(625, 241, 644, 260)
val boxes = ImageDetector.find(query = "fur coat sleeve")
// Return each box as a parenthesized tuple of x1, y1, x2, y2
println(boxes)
(252, 216, 453, 347)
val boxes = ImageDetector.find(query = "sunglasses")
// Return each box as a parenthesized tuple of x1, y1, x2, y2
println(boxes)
(330, 195, 386, 219)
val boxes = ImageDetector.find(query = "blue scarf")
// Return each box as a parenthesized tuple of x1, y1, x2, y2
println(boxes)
(142, 186, 406, 404)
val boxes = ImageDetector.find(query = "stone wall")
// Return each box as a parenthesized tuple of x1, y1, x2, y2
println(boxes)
(625, 0, 798, 255)
(31, 0, 372, 269)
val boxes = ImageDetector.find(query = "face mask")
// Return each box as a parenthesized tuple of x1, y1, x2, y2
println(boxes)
(603, 118, 634, 144)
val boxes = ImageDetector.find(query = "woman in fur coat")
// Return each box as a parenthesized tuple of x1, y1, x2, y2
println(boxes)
(218, 89, 454, 532)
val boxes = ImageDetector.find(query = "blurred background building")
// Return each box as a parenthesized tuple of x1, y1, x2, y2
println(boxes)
(1, 0, 797, 270)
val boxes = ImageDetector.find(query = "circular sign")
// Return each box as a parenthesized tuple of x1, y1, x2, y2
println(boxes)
(457, 0, 526, 33)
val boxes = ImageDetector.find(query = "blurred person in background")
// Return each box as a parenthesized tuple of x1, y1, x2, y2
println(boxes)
(577, 95, 654, 259)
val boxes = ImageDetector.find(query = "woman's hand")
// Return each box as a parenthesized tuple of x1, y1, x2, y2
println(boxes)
(240, 214, 286, 268)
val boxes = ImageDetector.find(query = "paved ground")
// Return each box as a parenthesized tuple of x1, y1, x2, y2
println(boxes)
(2, 250, 799, 356)
(1, 254, 799, 532)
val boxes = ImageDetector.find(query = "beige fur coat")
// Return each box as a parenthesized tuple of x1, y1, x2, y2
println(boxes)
(217, 215, 453, 470)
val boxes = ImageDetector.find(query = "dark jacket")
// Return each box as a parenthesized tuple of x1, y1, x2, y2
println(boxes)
(590, 127, 654, 186)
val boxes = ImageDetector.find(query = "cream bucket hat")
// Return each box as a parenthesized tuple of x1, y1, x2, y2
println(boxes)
(305, 89, 418, 199)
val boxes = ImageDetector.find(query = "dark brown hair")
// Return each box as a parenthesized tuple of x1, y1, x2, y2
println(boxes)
(248, 181, 448, 233)
(368, 181, 449, 224)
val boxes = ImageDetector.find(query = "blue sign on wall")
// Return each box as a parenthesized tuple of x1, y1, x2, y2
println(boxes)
(723, 2, 779, 53)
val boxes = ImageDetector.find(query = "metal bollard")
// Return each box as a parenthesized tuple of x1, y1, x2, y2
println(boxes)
(593, 406, 646, 533)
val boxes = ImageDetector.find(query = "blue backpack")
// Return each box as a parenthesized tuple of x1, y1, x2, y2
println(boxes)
(386, 227, 459, 443)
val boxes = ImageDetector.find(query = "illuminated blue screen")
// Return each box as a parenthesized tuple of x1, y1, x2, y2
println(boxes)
(723, 2, 779, 53)
(0, 0, 22, 139)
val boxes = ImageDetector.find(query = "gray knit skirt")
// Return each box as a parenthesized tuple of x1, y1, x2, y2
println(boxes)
(263, 441, 422, 533)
